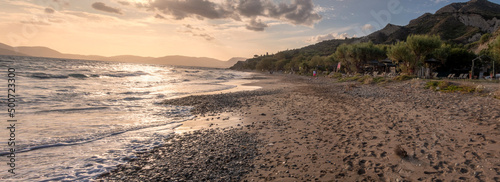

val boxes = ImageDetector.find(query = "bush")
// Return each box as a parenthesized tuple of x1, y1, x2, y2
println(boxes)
(494, 90, 500, 99)
(339, 74, 362, 82)
(394, 75, 415, 81)
(424, 81, 482, 93)
(329, 72, 342, 79)
(480, 33, 491, 44)
(373, 77, 387, 84)
(357, 75, 373, 84)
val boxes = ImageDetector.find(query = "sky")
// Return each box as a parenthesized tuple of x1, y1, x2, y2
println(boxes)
(0, 0, 476, 61)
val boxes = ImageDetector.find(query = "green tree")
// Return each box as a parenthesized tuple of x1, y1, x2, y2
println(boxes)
(406, 34, 442, 68)
(274, 59, 290, 71)
(335, 44, 353, 73)
(492, 36, 500, 61)
(441, 47, 476, 72)
(432, 43, 452, 65)
(490, 37, 500, 74)
(256, 57, 277, 71)
(388, 35, 443, 75)
(388, 41, 416, 74)
(308, 55, 324, 69)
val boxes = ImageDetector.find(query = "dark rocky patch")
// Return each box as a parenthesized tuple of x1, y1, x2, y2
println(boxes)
(99, 129, 258, 181)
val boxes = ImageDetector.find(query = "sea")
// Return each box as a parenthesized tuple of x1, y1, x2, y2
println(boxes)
(0, 55, 257, 181)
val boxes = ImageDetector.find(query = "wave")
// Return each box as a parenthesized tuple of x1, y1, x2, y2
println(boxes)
(28, 71, 147, 80)
(0, 117, 192, 157)
(30, 73, 69, 79)
(123, 97, 146, 101)
(103, 71, 148, 78)
(36, 107, 109, 113)
(120, 91, 151, 95)
(68, 73, 88, 78)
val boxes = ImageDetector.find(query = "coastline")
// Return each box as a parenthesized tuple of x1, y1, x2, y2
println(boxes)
(99, 73, 500, 181)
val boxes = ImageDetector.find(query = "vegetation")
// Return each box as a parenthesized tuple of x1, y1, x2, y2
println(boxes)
(494, 89, 500, 99)
(231, 34, 499, 81)
(425, 81, 483, 93)
(393, 75, 416, 81)
(387, 35, 442, 74)
(491, 36, 500, 61)
(334, 42, 387, 74)
(480, 33, 492, 44)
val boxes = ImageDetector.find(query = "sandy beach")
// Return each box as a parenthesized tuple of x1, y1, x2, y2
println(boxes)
(100, 74, 500, 181)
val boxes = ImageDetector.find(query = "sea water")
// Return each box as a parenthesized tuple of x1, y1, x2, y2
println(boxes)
(0, 55, 256, 181)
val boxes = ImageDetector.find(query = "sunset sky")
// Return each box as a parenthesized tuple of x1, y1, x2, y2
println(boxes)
(0, 0, 470, 61)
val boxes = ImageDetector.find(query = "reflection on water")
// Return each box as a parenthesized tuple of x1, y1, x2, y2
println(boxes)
(0, 55, 255, 181)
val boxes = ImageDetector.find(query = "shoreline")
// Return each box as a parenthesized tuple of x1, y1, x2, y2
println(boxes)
(99, 73, 500, 181)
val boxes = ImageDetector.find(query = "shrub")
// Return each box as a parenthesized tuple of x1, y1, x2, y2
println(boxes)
(357, 75, 373, 84)
(339, 74, 362, 82)
(425, 81, 439, 89)
(425, 81, 482, 93)
(394, 75, 415, 81)
(494, 90, 500, 99)
(330, 72, 342, 79)
(373, 77, 387, 84)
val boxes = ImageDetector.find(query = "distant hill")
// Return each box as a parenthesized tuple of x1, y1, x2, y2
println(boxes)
(0, 43, 242, 68)
(146, 55, 243, 68)
(0, 43, 28, 56)
(361, 0, 500, 44)
(232, 0, 500, 70)
(231, 0, 500, 70)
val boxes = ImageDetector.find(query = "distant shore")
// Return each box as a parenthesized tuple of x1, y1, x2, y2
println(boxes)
(99, 73, 500, 181)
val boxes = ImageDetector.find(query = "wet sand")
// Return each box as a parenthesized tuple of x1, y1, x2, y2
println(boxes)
(100, 74, 500, 181)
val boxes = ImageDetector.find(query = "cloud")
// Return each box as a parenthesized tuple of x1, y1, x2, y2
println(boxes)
(145, 0, 322, 31)
(246, 18, 267, 31)
(92, 2, 123, 15)
(149, 0, 230, 20)
(180, 30, 215, 41)
(154, 13, 166, 19)
(195, 33, 215, 41)
(237, 0, 264, 17)
(362, 24, 374, 31)
(270, 0, 322, 26)
(45, 8, 55, 14)
(308, 32, 352, 43)
(184, 24, 204, 31)
(20, 20, 51, 26)
(117, 1, 130, 6)
(179, 24, 213, 41)
(431, 0, 449, 3)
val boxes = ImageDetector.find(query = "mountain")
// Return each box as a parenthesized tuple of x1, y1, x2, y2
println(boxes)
(0, 43, 28, 56)
(361, 0, 500, 44)
(0, 43, 241, 68)
(147, 55, 241, 68)
(15, 46, 65, 58)
(231, 0, 500, 70)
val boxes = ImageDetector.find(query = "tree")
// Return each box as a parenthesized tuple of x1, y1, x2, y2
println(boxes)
(432, 44, 451, 65)
(256, 57, 277, 71)
(308, 55, 324, 70)
(335, 44, 352, 73)
(490, 37, 500, 75)
(388, 41, 416, 74)
(406, 34, 442, 68)
(274, 59, 290, 71)
(442, 47, 476, 72)
(388, 34, 443, 75)
(492, 36, 500, 61)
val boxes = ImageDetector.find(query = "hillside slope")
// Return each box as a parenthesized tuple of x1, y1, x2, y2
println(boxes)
(362, 0, 500, 44)
(0, 43, 241, 68)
